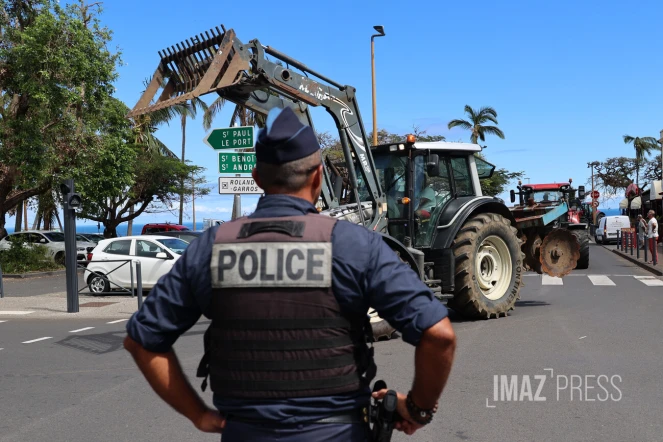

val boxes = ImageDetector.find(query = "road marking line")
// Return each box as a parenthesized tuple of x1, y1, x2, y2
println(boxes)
(0, 348, 4, 351)
(69, 327, 95, 333)
(588, 275, 616, 286)
(0, 311, 35, 315)
(107, 319, 129, 324)
(579, 336, 587, 340)
(542, 275, 563, 285)
(22, 337, 52, 344)
(634, 276, 663, 286)
(0, 320, 7, 323)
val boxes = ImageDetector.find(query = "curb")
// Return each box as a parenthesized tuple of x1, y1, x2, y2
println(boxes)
(609, 247, 663, 276)
(1, 268, 84, 279)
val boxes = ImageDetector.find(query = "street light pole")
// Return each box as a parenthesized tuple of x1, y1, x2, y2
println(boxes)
(371, 25, 385, 147)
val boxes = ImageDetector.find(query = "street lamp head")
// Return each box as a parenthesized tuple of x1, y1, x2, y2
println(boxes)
(373, 25, 385, 36)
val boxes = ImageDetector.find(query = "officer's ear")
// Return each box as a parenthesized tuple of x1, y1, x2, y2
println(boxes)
(252, 167, 263, 189)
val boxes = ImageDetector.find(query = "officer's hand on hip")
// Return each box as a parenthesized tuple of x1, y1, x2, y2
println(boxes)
(372, 389, 427, 436)
(194, 408, 226, 434)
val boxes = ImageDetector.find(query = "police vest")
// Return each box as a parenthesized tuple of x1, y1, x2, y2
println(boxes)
(197, 213, 376, 399)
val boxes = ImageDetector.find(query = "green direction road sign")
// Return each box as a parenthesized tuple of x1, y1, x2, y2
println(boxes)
(204, 126, 254, 150)
(219, 152, 256, 174)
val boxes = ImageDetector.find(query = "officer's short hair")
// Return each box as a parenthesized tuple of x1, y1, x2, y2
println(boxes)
(256, 150, 322, 193)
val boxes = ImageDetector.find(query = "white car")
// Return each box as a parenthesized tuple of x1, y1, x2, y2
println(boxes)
(0, 230, 94, 264)
(84, 235, 189, 294)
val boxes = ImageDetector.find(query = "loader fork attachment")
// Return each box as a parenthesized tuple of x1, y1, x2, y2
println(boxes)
(129, 27, 250, 117)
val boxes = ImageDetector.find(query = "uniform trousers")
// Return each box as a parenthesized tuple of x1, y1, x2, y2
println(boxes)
(221, 421, 371, 442)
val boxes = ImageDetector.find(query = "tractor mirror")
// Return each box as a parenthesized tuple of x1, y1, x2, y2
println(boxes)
(427, 154, 440, 177)
(510, 189, 516, 203)
(578, 186, 586, 200)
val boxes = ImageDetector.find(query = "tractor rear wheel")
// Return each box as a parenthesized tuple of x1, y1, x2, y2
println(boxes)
(448, 213, 523, 319)
(573, 230, 590, 269)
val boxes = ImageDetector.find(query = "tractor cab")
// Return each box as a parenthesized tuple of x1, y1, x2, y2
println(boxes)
(369, 136, 495, 248)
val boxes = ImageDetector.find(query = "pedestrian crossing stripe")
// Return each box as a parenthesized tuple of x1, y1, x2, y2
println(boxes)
(634, 276, 663, 286)
(587, 275, 616, 286)
(536, 274, 663, 286)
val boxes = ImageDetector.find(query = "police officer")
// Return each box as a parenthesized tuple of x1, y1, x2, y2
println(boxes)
(123, 106, 457, 441)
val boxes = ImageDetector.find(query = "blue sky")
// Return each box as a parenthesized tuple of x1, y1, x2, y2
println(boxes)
(9, 0, 663, 229)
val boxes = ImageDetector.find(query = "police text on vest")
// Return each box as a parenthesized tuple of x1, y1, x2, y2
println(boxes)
(211, 242, 332, 288)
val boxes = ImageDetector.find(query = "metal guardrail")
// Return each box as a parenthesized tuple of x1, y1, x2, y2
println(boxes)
(78, 259, 145, 308)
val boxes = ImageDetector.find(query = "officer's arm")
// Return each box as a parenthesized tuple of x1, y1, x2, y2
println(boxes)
(410, 317, 456, 409)
(123, 336, 222, 432)
(123, 228, 223, 433)
(364, 234, 456, 417)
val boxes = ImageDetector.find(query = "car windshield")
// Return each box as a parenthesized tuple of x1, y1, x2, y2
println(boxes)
(43, 232, 65, 242)
(155, 238, 189, 255)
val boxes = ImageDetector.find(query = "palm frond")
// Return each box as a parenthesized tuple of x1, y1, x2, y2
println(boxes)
(448, 119, 473, 131)
(463, 105, 476, 122)
(623, 135, 635, 144)
(477, 106, 498, 118)
(203, 96, 226, 131)
(480, 125, 505, 139)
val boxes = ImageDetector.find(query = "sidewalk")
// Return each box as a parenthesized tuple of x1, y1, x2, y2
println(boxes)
(0, 292, 140, 318)
(606, 239, 663, 276)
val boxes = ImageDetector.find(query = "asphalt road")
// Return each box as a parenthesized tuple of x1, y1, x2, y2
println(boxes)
(1, 244, 662, 442)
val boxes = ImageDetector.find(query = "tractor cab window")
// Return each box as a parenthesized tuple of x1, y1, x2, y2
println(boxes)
(450, 157, 474, 197)
(527, 191, 564, 203)
(414, 154, 452, 247)
(372, 151, 408, 240)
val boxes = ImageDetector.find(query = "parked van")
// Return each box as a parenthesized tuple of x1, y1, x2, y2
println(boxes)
(595, 215, 631, 244)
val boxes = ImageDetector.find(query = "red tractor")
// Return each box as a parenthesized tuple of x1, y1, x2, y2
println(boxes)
(510, 180, 590, 274)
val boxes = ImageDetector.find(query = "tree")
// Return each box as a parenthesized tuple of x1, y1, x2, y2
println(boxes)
(447, 105, 505, 145)
(72, 97, 210, 237)
(0, 0, 119, 238)
(590, 157, 637, 197)
(475, 153, 524, 197)
(623, 135, 659, 190)
(178, 98, 208, 225)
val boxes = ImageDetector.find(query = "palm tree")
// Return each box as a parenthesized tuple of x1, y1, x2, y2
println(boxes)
(202, 97, 265, 131)
(178, 97, 208, 225)
(623, 135, 659, 192)
(447, 105, 505, 145)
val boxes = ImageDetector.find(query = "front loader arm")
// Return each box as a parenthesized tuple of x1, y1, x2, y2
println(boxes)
(128, 25, 385, 230)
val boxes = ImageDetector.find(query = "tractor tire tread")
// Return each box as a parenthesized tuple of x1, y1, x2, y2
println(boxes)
(448, 213, 524, 320)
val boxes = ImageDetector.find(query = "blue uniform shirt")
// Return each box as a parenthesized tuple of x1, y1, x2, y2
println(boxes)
(126, 194, 448, 424)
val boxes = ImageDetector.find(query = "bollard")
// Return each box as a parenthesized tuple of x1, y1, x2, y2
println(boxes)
(135, 260, 144, 309)
(129, 263, 135, 298)
(0, 263, 4, 299)
(630, 231, 634, 256)
(644, 235, 648, 263)
(617, 230, 620, 249)
(636, 223, 640, 259)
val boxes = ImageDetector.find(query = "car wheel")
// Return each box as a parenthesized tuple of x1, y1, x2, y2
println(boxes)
(88, 273, 110, 295)
(55, 252, 65, 266)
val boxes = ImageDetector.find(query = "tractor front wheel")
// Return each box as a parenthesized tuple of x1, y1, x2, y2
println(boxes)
(573, 230, 590, 269)
(449, 213, 523, 319)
